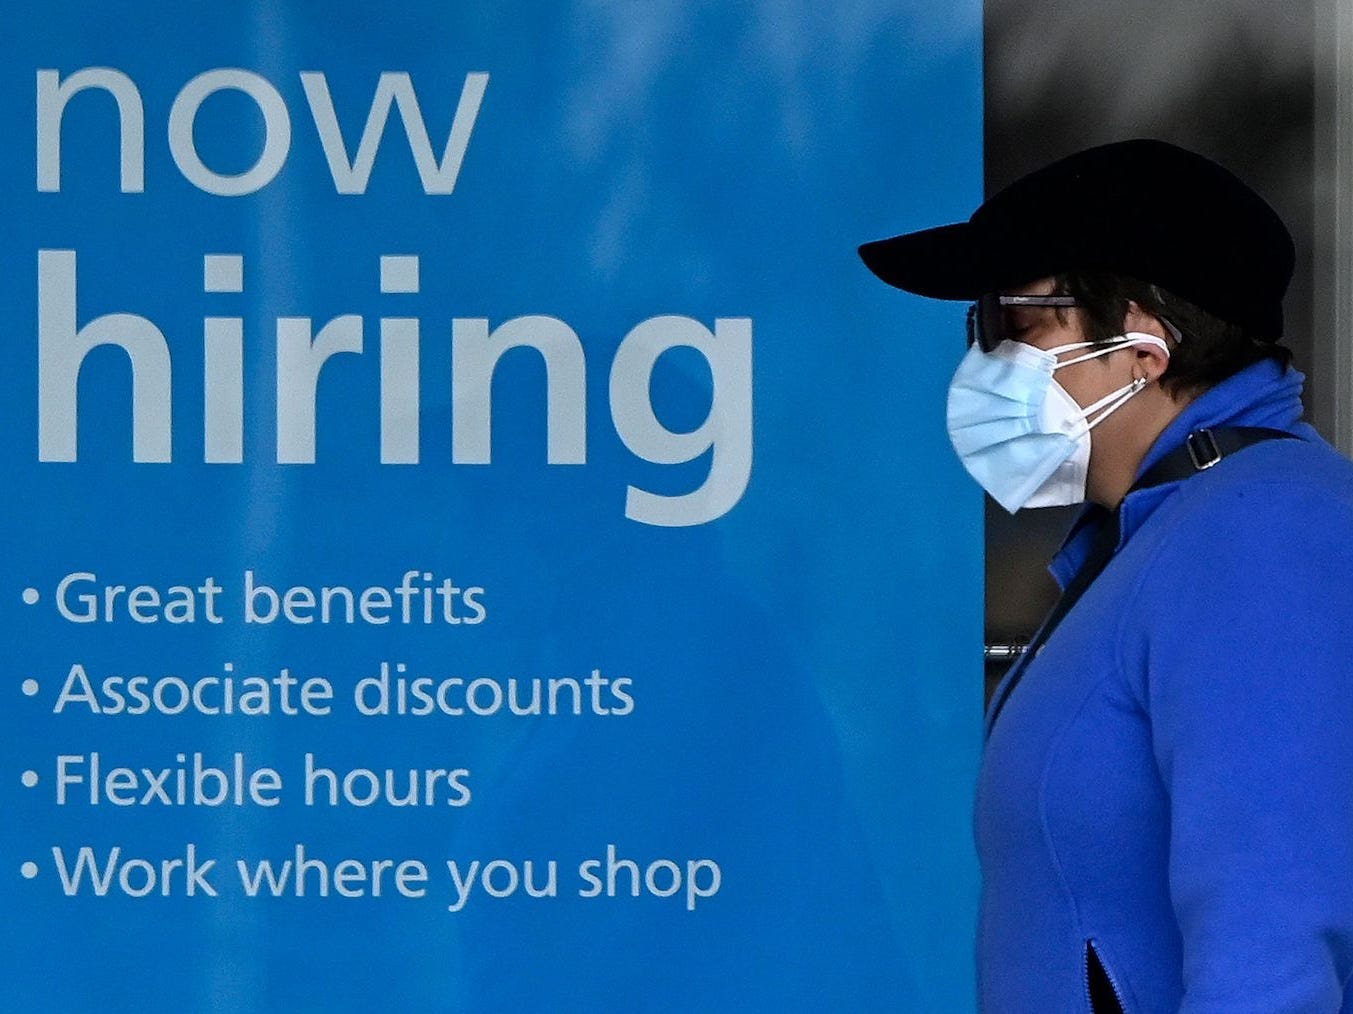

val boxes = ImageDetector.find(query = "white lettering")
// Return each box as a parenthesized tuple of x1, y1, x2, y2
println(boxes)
(451, 316, 586, 464)
(167, 69, 291, 196)
(301, 71, 487, 195)
(38, 250, 172, 462)
(611, 316, 754, 526)
(37, 68, 145, 193)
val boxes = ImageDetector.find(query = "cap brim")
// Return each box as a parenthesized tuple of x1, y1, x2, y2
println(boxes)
(858, 222, 993, 300)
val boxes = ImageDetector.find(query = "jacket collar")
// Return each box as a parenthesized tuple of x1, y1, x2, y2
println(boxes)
(1048, 360, 1316, 589)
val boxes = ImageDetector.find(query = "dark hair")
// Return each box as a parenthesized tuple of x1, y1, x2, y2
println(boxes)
(1055, 270, 1292, 396)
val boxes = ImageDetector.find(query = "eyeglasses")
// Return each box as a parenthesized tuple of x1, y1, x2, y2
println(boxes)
(966, 294, 1080, 352)
(966, 293, 1184, 352)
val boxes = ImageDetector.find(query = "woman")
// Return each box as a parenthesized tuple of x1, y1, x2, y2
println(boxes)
(859, 139, 1353, 1012)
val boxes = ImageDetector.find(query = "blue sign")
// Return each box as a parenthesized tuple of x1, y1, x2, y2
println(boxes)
(0, 3, 983, 1010)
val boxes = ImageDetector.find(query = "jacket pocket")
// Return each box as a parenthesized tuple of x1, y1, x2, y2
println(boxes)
(1085, 939, 1127, 1014)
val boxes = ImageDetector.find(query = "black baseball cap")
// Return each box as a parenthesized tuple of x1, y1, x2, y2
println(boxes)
(858, 138, 1295, 339)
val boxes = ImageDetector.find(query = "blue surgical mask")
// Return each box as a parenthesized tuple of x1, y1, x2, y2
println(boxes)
(946, 334, 1170, 513)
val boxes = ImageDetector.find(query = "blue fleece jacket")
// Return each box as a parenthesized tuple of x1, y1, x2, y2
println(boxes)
(976, 360, 1353, 1014)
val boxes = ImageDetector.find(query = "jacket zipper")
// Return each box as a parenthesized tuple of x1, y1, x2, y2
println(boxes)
(1084, 938, 1129, 1014)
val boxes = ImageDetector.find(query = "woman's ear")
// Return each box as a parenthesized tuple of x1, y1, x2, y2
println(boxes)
(1132, 339, 1171, 382)
(1122, 300, 1176, 383)
(1123, 299, 1174, 343)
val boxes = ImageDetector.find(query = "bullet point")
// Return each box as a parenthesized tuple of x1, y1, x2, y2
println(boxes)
(21, 680, 38, 697)
(21, 588, 39, 605)
(20, 862, 37, 880)
(21, 771, 37, 788)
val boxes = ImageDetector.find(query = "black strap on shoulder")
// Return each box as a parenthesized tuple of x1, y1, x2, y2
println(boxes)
(985, 426, 1297, 734)
(1131, 426, 1295, 493)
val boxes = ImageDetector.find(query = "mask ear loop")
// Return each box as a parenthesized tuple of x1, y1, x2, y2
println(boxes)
(1081, 375, 1150, 432)
(1040, 338, 1117, 364)
(1051, 330, 1169, 435)
(1051, 333, 1171, 369)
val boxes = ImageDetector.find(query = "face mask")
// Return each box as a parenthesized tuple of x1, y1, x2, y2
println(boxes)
(946, 333, 1171, 513)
